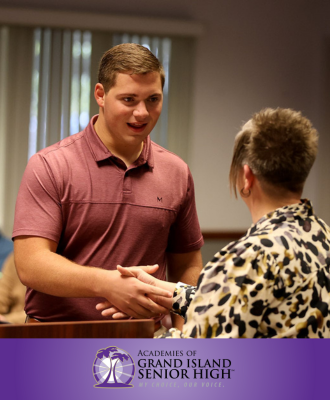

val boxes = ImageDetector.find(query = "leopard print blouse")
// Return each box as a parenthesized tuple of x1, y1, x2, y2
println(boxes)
(164, 200, 330, 338)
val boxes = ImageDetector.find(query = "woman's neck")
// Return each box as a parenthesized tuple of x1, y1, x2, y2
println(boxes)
(247, 182, 302, 224)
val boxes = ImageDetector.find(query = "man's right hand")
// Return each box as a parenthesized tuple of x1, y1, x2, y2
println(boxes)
(101, 267, 172, 319)
(97, 265, 176, 318)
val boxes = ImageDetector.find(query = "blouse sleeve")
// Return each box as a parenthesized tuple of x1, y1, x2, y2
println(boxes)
(155, 282, 196, 339)
(182, 245, 275, 338)
(171, 281, 196, 318)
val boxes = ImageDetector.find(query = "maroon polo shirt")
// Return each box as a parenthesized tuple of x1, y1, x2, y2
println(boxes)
(13, 116, 203, 321)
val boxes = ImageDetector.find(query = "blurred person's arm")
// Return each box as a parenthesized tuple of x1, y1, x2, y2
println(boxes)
(0, 253, 26, 324)
(0, 253, 18, 315)
(0, 310, 26, 324)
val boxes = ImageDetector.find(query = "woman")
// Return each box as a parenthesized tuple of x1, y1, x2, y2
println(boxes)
(98, 108, 330, 338)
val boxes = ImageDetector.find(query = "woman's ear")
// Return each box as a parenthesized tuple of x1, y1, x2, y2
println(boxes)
(94, 83, 105, 107)
(243, 164, 254, 190)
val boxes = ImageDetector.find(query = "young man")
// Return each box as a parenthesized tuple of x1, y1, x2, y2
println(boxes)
(13, 43, 203, 330)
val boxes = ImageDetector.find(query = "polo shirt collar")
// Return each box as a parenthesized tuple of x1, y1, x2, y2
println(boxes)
(85, 115, 154, 168)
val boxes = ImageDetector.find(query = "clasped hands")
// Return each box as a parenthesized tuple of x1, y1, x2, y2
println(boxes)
(96, 265, 176, 320)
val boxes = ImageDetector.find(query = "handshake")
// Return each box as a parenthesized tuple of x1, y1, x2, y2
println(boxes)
(96, 265, 177, 320)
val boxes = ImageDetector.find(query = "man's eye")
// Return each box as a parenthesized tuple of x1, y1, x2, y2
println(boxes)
(123, 97, 134, 102)
(149, 97, 159, 103)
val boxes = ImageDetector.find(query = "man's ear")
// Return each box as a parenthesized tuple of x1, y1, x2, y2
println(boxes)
(94, 83, 105, 107)
(243, 164, 254, 191)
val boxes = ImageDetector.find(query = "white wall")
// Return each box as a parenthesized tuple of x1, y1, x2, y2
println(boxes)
(1, 0, 329, 234)
(188, 0, 328, 230)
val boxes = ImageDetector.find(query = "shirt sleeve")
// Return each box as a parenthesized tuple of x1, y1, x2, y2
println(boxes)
(171, 282, 196, 318)
(166, 167, 204, 253)
(12, 153, 63, 242)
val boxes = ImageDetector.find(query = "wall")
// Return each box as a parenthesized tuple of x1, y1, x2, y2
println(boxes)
(0, 0, 329, 237)
(190, 1, 325, 231)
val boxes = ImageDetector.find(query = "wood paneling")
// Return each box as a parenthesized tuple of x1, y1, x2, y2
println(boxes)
(0, 319, 154, 338)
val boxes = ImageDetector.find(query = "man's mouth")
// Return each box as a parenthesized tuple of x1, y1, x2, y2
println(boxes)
(127, 123, 147, 131)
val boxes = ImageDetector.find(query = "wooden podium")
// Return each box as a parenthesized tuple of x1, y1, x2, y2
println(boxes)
(0, 319, 154, 338)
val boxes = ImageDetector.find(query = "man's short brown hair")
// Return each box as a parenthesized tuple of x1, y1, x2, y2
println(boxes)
(98, 43, 165, 93)
(229, 108, 319, 197)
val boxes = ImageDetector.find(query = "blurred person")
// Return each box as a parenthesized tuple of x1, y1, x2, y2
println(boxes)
(99, 108, 330, 338)
(0, 253, 25, 324)
(0, 231, 13, 273)
(13, 43, 203, 332)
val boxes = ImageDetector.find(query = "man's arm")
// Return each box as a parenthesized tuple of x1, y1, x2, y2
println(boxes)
(166, 249, 203, 330)
(95, 254, 203, 323)
(14, 236, 172, 319)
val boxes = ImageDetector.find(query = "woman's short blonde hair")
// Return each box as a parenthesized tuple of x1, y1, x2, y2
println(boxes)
(98, 43, 165, 93)
(229, 108, 319, 197)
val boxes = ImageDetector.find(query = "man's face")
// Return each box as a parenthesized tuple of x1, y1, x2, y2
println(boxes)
(98, 71, 163, 147)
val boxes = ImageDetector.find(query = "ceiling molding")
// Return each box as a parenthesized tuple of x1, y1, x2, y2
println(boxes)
(0, 6, 204, 37)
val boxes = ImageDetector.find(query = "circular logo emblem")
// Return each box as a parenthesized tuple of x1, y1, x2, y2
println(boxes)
(93, 346, 135, 388)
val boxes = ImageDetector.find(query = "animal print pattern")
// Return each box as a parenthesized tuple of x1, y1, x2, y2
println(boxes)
(163, 200, 330, 338)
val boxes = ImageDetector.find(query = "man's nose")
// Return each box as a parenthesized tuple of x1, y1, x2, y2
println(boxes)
(133, 101, 149, 120)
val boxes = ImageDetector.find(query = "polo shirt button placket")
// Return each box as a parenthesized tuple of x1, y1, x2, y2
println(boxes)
(122, 170, 132, 200)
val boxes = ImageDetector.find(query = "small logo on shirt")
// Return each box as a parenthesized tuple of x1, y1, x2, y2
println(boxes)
(157, 197, 162, 202)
